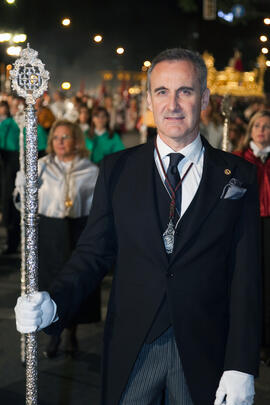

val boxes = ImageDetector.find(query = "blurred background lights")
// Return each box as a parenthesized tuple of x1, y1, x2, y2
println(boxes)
(262, 47, 269, 54)
(93, 34, 103, 43)
(6, 46, 22, 57)
(264, 18, 270, 25)
(266, 61, 270, 67)
(13, 34, 27, 43)
(116, 47, 124, 55)
(0, 33, 12, 42)
(61, 81, 71, 90)
(128, 86, 141, 95)
(6, 64, 12, 71)
(143, 60, 151, 68)
(218, 10, 234, 22)
(62, 18, 71, 27)
(260, 35, 268, 42)
(6, 0, 15, 4)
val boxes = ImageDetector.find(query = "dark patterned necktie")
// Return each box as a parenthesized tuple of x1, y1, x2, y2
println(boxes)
(165, 153, 185, 214)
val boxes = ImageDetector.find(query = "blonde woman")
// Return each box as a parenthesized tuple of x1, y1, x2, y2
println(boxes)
(234, 110, 270, 365)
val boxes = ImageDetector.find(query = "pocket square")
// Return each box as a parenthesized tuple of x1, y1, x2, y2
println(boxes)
(220, 178, 247, 200)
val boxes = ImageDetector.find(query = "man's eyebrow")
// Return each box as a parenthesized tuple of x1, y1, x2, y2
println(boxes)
(177, 86, 194, 92)
(153, 86, 167, 93)
(153, 85, 195, 94)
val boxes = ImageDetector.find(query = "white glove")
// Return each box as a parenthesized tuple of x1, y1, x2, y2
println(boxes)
(14, 291, 58, 333)
(214, 370, 255, 405)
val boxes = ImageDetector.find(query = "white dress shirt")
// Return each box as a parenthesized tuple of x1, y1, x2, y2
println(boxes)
(154, 134, 204, 218)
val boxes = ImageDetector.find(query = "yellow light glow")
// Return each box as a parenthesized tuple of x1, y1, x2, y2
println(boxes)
(266, 61, 270, 67)
(143, 60, 151, 67)
(94, 34, 103, 43)
(61, 81, 71, 90)
(264, 18, 270, 25)
(128, 87, 141, 95)
(6, 46, 22, 57)
(6, 64, 12, 71)
(103, 73, 113, 80)
(0, 33, 12, 42)
(62, 18, 71, 27)
(116, 47, 124, 55)
(6, 0, 15, 4)
(262, 47, 269, 54)
(13, 34, 27, 43)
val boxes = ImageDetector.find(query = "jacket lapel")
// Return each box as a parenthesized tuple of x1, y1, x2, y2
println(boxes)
(171, 139, 237, 262)
(128, 139, 169, 267)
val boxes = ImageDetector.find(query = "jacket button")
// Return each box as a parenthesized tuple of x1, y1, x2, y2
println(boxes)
(167, 273, 174, 278)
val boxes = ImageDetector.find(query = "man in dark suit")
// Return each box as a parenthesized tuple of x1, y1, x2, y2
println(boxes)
(15, 48, 261, 405)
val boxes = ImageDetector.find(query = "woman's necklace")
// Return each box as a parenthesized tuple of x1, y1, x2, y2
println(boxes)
(62, 159, 75, 212)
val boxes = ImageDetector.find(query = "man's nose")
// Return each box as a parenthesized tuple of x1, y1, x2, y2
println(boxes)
(167, 93, 180, 111)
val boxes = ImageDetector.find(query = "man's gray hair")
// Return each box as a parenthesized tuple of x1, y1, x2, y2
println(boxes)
(147, 48, 208, 93)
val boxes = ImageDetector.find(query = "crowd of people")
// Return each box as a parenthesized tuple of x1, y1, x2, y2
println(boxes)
(13, 47, 266, 405)
(1, 63, 270, 400)
(2, 86, 270, 363)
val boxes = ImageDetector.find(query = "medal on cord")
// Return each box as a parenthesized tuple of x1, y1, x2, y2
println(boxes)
(155, 140, 193, 254)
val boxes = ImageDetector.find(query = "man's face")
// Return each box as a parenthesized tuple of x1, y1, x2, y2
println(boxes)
(147, 60, 209, 148)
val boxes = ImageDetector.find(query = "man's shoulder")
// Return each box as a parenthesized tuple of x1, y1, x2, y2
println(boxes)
(208, 146, 257, 181)
(103, 142, 152, 168)
(221, 149, 255, 170)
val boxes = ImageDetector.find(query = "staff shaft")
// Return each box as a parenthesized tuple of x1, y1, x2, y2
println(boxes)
(25, 104, 39, 405)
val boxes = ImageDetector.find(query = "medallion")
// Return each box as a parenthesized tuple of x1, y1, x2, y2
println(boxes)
(163, 219, 175, 254)
(65, 197, 73, 208)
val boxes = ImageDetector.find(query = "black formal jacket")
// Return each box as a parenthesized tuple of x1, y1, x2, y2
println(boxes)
(46, 136, 261, 405)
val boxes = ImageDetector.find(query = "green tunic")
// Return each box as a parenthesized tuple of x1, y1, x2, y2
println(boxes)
(84, 131, 93, 153)
(0, 117, 20, 151)
(90, 131, 124, 164)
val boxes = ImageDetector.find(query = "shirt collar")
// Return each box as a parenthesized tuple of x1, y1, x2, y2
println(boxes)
(156, 133, 203, 165)
(250, 140, 270, 156)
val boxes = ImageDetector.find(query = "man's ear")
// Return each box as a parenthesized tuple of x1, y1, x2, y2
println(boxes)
(147, 91, 153, 112)
(201, 88, 210, 111)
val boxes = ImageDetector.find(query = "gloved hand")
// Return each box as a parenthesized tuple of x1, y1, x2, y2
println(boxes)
(15, 291, 58, 333)
(214, 370, 255, 405)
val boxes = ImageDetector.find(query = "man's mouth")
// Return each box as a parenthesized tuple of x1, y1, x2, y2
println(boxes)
(165, 116, 184, 121)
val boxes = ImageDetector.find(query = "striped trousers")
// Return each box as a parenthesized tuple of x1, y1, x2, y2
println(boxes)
(119, 327, 194, 405)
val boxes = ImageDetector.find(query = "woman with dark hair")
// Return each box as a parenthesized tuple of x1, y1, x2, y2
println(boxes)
(88, 106, 124, 165)
(234, 110, 270, 365)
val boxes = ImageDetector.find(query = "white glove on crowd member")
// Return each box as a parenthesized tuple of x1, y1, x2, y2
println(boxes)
(214, 370, 255, 405)
(15, 291, 58, 333)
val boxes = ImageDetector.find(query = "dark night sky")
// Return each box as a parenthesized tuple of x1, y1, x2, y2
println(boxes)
(0, 0, 270, 91)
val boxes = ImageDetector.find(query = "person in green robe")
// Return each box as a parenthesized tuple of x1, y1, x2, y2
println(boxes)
(88, 106, 124, 165)
(0, 101, 20, 254)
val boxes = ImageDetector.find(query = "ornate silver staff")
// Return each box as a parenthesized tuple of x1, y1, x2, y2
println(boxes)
(221, 94, 232, 152)
(10, 44, 49, 405)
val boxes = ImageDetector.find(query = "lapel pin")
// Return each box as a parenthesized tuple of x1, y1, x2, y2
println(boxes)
(224, 169, 231, 175)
